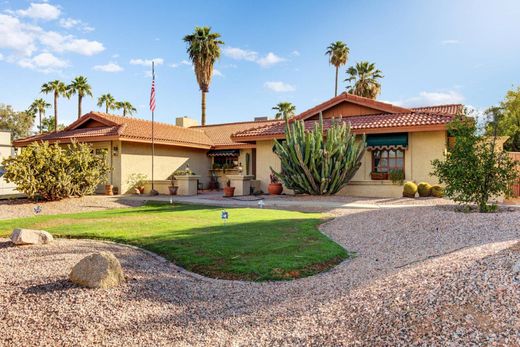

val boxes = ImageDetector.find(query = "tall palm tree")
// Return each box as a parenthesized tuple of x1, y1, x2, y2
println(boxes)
(345, 61, 384, 99)
(183, 26, 224, 126)
(29, 98, 51, 134)
(272, 102, 296, 120)
(41, 80, 68, 132)
(97, 93, 116, 113)
(68, 76, 93, 119)
(326, 41, 350, 97)
(115, 101, 137, 117)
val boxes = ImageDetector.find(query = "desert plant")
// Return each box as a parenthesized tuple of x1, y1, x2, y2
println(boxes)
(326, 41, 350, 97)
(270, 172, 280, 184)
(41, 80, 69, 132)
(127, 173, 148, 189)
(68, 76, 92, 119)
(431, 114, 519, 212)
(403, 181, 417, 198)
(431, 185, 444, 198)
(417, 182, 432, 197)
(345, 61, 383, 99)
(389, 168, 404, 185)
(271, 113, 365, 195)
(173, 169, 195, 176)
(2, 141, 110, 201)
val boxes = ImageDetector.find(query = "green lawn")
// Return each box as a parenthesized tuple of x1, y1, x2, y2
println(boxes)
(0, 202, 348, 281)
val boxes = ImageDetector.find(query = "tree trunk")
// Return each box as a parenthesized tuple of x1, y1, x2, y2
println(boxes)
(78, 94, 82, 119)
(335, 66, 339, 97)
(38, 110, 42, 134)
(201, 90, 206, 126)
(123, 109, 126, 117)
(106, 104, 109, 113)
(54, 92, 58, 132)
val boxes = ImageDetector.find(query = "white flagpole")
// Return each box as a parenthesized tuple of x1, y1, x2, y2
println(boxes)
(151, 61, 157, 195)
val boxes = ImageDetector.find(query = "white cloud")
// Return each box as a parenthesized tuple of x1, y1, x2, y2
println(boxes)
(392, 90, 465, 107)
(130, 58, 164, 66)
(264, 81, 295, 92)
(291, 50, 300, 56)
(170, 63, 179, 68)
(223, 46, 286, 67)
(0, 53, 3, 61)
(213, 69, 223, 77)
(93, 62, 123, 72)
(39, 31, 104, 55)
(180, 60, 191, 66)
(17, 3, 61, 20)
(257, 52, 286, 67)
(59, 17, 94, 32)
(441, 39, 460, 45)
(0, 14, 39, 56)
(18, 52, 68, 72)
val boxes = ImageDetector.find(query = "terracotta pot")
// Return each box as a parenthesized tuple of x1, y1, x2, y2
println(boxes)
(138, 186, 145, 194)
(268, 183, 283, 195)
(169, 186, 178, 195)
(104, 184, 113, 196)
(370, 172, 388, 180)
(223, 186, 235, 197)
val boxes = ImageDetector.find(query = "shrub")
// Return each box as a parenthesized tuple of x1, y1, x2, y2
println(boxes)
(271, 113, 365, 195)
(417, 182, 432, 197)
(2, 141, 110, 201)
(403, 181, 417, 198)
(389, 168, 404, 185)
(431, 185, 444, 198)
(127, 173, 148, 189)
(431, 114, 519, 212)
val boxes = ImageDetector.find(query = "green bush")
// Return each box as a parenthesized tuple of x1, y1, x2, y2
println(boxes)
(389, 168, 404, 185)
(2, 141, 110, 201)
(403, 181, 417, 198)
(417, 182, 432, 197)
(431, 185, 444, 198)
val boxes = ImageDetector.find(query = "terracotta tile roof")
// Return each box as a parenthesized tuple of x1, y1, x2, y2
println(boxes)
(193, 119, 276, 148)
(295, 92, 412, 120)
(14, 112, 213, 148)
(411, 104, 463, 115)
(232, 111, 455, 140)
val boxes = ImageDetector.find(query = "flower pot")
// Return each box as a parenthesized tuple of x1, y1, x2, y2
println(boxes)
(223, 186, 235, 197)
(104, 184, 113, 196)
(370, 172, 388, 180)
(268, 183, 283, 195)
(138, 186, 145, 194)
(169, 186, 178, 195)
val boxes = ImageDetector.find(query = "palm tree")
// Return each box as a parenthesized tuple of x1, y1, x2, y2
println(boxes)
(115, 101, 137, 117)
(29, 98, 51, 134)
(68, 76, 93, 119)
(41, 80, 69, 132)
(272, 102, 296, 120)
(326, 41, 350, 97)
(183, 26, 224, 126)
(345, 61, 384, 99)
(97, 93, 116, 113)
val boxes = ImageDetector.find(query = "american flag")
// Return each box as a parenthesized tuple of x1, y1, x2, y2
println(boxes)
(150, 62, 156, 112)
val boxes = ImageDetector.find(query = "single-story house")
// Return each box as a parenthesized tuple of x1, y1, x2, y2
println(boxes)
(13, 93, 462, 197)
(0, 130, 19, 196)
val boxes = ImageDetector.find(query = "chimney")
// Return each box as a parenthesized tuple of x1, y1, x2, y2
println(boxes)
(254, 116, 269, 122)
(175, 116, 199, 128)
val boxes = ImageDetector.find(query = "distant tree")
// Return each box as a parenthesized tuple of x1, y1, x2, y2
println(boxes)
(183, 26, 224, 126)
(0, 104, 35, 139)
(41, 80, 69, 132)
(484, 86, 520, 151)
(326, 41, 350, 97)
(115, 101, 137, 117)
(97, 93, 116, 113)
(272, 102, 296, 120)
(68, 76, 93, 119)
(345, 61, 384, 99)
(40, 115, 66, 133)
(29, 98, 50, 134)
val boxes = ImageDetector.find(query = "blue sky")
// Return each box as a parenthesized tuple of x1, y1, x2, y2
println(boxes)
(1, 0, 519, 126)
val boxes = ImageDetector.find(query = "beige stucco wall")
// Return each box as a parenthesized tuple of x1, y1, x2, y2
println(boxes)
(255, 131, 447, 198)
(0, 131, 11, 161)
(119, 142, 211, 194)
(88, 141, 122, 194)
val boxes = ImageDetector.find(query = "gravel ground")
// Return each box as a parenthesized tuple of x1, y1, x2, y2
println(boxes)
(0, 196, 144, 220)
(0, 206, 519, 346)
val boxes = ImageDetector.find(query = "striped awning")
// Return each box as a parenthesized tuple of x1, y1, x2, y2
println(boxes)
(207, 149, 239, 157)
(366, 133, 408, 150)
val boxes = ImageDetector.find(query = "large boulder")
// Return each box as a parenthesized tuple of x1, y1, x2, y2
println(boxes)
(69, 252, 125, 289)
(10, 228, 54, 245)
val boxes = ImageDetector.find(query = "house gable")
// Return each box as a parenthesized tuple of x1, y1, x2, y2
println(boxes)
(306, 101, 388, 120)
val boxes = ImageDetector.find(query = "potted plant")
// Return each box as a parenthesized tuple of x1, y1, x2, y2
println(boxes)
(370, 171, 388, 180)
(127, 173, 148, 194)
(223, 179, 235, 197)
(268, 173, 283, 195)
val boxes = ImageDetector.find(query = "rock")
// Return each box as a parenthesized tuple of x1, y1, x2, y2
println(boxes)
(512, 260, 520, 274)
(10, 228, 54, 245)
(69, 252, 125, 289)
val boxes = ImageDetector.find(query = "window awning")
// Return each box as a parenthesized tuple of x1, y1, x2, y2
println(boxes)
(366, 133, 408, 150)
(207, 149, 240, 157)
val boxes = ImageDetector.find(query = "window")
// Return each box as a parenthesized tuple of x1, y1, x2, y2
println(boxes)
(372, 149, 404, 177)
(213, 155, 238, 168)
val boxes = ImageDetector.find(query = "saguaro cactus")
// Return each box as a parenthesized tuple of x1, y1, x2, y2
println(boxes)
(271, 113, 366, 195)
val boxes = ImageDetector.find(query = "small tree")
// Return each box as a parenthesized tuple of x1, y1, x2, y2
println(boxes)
(2, 141, 111, 201)
(271, 113, 365, 195)
(431, 114, 519, 212)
